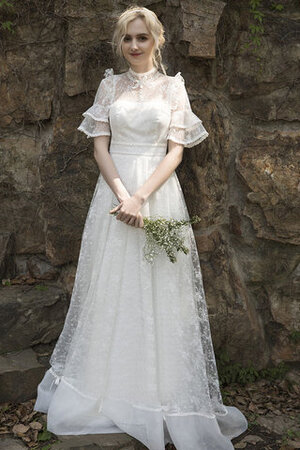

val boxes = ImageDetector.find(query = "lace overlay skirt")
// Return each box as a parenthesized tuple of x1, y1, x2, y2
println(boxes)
(34, 143, 248, 449)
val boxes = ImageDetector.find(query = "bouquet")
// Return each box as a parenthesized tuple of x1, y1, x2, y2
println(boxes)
(110, 204, 201, 264)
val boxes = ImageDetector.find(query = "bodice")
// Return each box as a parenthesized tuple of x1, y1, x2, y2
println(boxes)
(77, 66, 209, 150)
(109, 99, 171, 147)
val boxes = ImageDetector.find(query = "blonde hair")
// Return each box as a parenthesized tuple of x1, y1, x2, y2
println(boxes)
(111, 5, 167, 74)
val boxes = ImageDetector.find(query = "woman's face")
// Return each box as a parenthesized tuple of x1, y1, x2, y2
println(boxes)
(121, 17, 155, 69)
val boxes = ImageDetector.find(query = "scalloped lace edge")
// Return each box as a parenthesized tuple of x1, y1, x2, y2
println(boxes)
(167, 131, 209, 148)
(82, 111, 109, 122)
(77, 126, 111, 138)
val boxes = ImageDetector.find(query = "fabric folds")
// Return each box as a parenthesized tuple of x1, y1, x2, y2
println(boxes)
(35, 367, 248, 450)
(167, 72, 209, 148)
(34, 145, 248, 447)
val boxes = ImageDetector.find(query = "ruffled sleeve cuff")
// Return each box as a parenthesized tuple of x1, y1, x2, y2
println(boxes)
(77, 68, 114, 139)
(77, 106, 111, 138)
(167, 72, 209, 148)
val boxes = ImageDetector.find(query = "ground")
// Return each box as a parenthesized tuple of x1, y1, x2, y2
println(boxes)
(0, 377, 299, 449)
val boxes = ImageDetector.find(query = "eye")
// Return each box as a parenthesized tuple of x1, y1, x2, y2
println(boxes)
(123, 36, 148, 42)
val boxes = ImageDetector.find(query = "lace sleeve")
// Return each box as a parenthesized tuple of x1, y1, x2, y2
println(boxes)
(167, 72, 209, 148)
(77, 68, 114, 138)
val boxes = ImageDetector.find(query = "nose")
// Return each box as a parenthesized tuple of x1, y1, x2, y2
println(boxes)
(130, 39, 139, 50)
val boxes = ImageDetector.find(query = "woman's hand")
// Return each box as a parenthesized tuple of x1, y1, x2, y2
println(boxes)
(109, 195, 144, 228)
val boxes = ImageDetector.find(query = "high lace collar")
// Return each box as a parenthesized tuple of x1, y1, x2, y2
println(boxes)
(127, 66, 158, 82)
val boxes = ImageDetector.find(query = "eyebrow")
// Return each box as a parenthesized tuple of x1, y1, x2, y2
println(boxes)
(124, 33, 149, 37)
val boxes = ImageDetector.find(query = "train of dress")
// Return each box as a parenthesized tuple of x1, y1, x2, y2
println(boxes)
(35, 367, 247, 450)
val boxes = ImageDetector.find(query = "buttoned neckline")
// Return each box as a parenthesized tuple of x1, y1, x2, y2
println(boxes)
(127, 66, 158, 83)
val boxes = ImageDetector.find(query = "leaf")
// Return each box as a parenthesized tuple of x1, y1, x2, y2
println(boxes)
(37, 429, 53, 441)
(12, 423, 30, 435)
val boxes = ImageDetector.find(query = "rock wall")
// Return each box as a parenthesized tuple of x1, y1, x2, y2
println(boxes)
(0, 0, 299, 400)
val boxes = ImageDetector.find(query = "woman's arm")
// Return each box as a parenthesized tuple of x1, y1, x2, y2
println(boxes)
(133, 141, 184, 204)
(94, 135, 130, 202)
(109, 141, 184, 228)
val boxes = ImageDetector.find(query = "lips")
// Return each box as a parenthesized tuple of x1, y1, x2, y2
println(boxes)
(131, 53, 142, 56)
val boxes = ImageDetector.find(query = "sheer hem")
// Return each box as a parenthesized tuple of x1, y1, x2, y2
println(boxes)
(167, 128, 209, 148)
(82, 104, 110, 122)
(77, 125, 111, 139)
(34, 368, 248, 450)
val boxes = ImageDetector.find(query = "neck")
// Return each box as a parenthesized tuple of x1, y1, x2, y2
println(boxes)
(128, 65, 157, 79)
(130, 65, 156, 73)
(129, 64, 155, 74)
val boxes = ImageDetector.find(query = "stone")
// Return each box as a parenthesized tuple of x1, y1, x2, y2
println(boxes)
(64, 20, 113, 96)
(229, 16, 300, 122)
(194, 229, 269, 366)
(0, 17, 61, 126)
(26, 255, 60, 281)
(177, 99, 230, 228)
(242, 434, 264, 444)
(257, 414, 297, 436)
(286, 368, 300, 387)
(179, 0, 226, 58)
(0, 232, 15, 279)
(0, 437, 27, 449)
(0, 348, 45, 403)
(0, 0, 299, 381)
(50, 433, 147, 449)
(0, 134, 44, 255)
(0, 283, 69, 353)
(286, 440, 300, 449)
(236, 134, 300, 245)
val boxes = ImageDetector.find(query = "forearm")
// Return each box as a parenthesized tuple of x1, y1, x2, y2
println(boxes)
(93, 136, 130, 202)
(133, 142, 184, 204)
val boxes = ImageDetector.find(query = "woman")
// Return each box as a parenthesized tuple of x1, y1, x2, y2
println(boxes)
(34, 5, 248, 449)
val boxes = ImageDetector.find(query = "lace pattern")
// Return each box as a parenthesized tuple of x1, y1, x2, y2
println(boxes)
(48, 168, 228, 417)
(77, 68, 115, 138)
(167, 72, 209, 147)
(34, 67, 250, 447)
(77, 67, 209, 148)
(48, 67, 222, 417)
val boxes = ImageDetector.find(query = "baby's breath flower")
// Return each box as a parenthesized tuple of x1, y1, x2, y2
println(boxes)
(110, 203, 201, 264)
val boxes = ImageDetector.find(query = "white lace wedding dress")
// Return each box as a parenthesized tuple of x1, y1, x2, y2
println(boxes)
(34, 66, 248, 449)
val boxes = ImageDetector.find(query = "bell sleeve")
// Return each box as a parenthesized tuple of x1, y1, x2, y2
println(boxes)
(167, 72, 209, 148)
(77, 68, 114, 138)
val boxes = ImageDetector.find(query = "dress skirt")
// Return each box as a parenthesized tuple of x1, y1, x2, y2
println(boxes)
(34, 142, 248, 450)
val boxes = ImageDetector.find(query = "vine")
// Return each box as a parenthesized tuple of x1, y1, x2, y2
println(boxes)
(0, 0, 15, 33)
(241, 0, 284, 72)
(289, 329, 300, 345)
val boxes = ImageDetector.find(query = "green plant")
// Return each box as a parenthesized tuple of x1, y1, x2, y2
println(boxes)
(0, 0, 15, 33)
(270, 2, 284, 12)
(110, 203, 201, 264)
(248, 0, 265, 50)
(216, 350, 289, 387)
(289, 330, 300, 345)
(220, 389, 230, 403)
(247, 412, 259, 429)
(259, 361, 288, 380)
(35, 284, 49, 291)
(240, 0, 284, 72)
(37, 423, 52, 442)
(281, 428, 300, 445)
